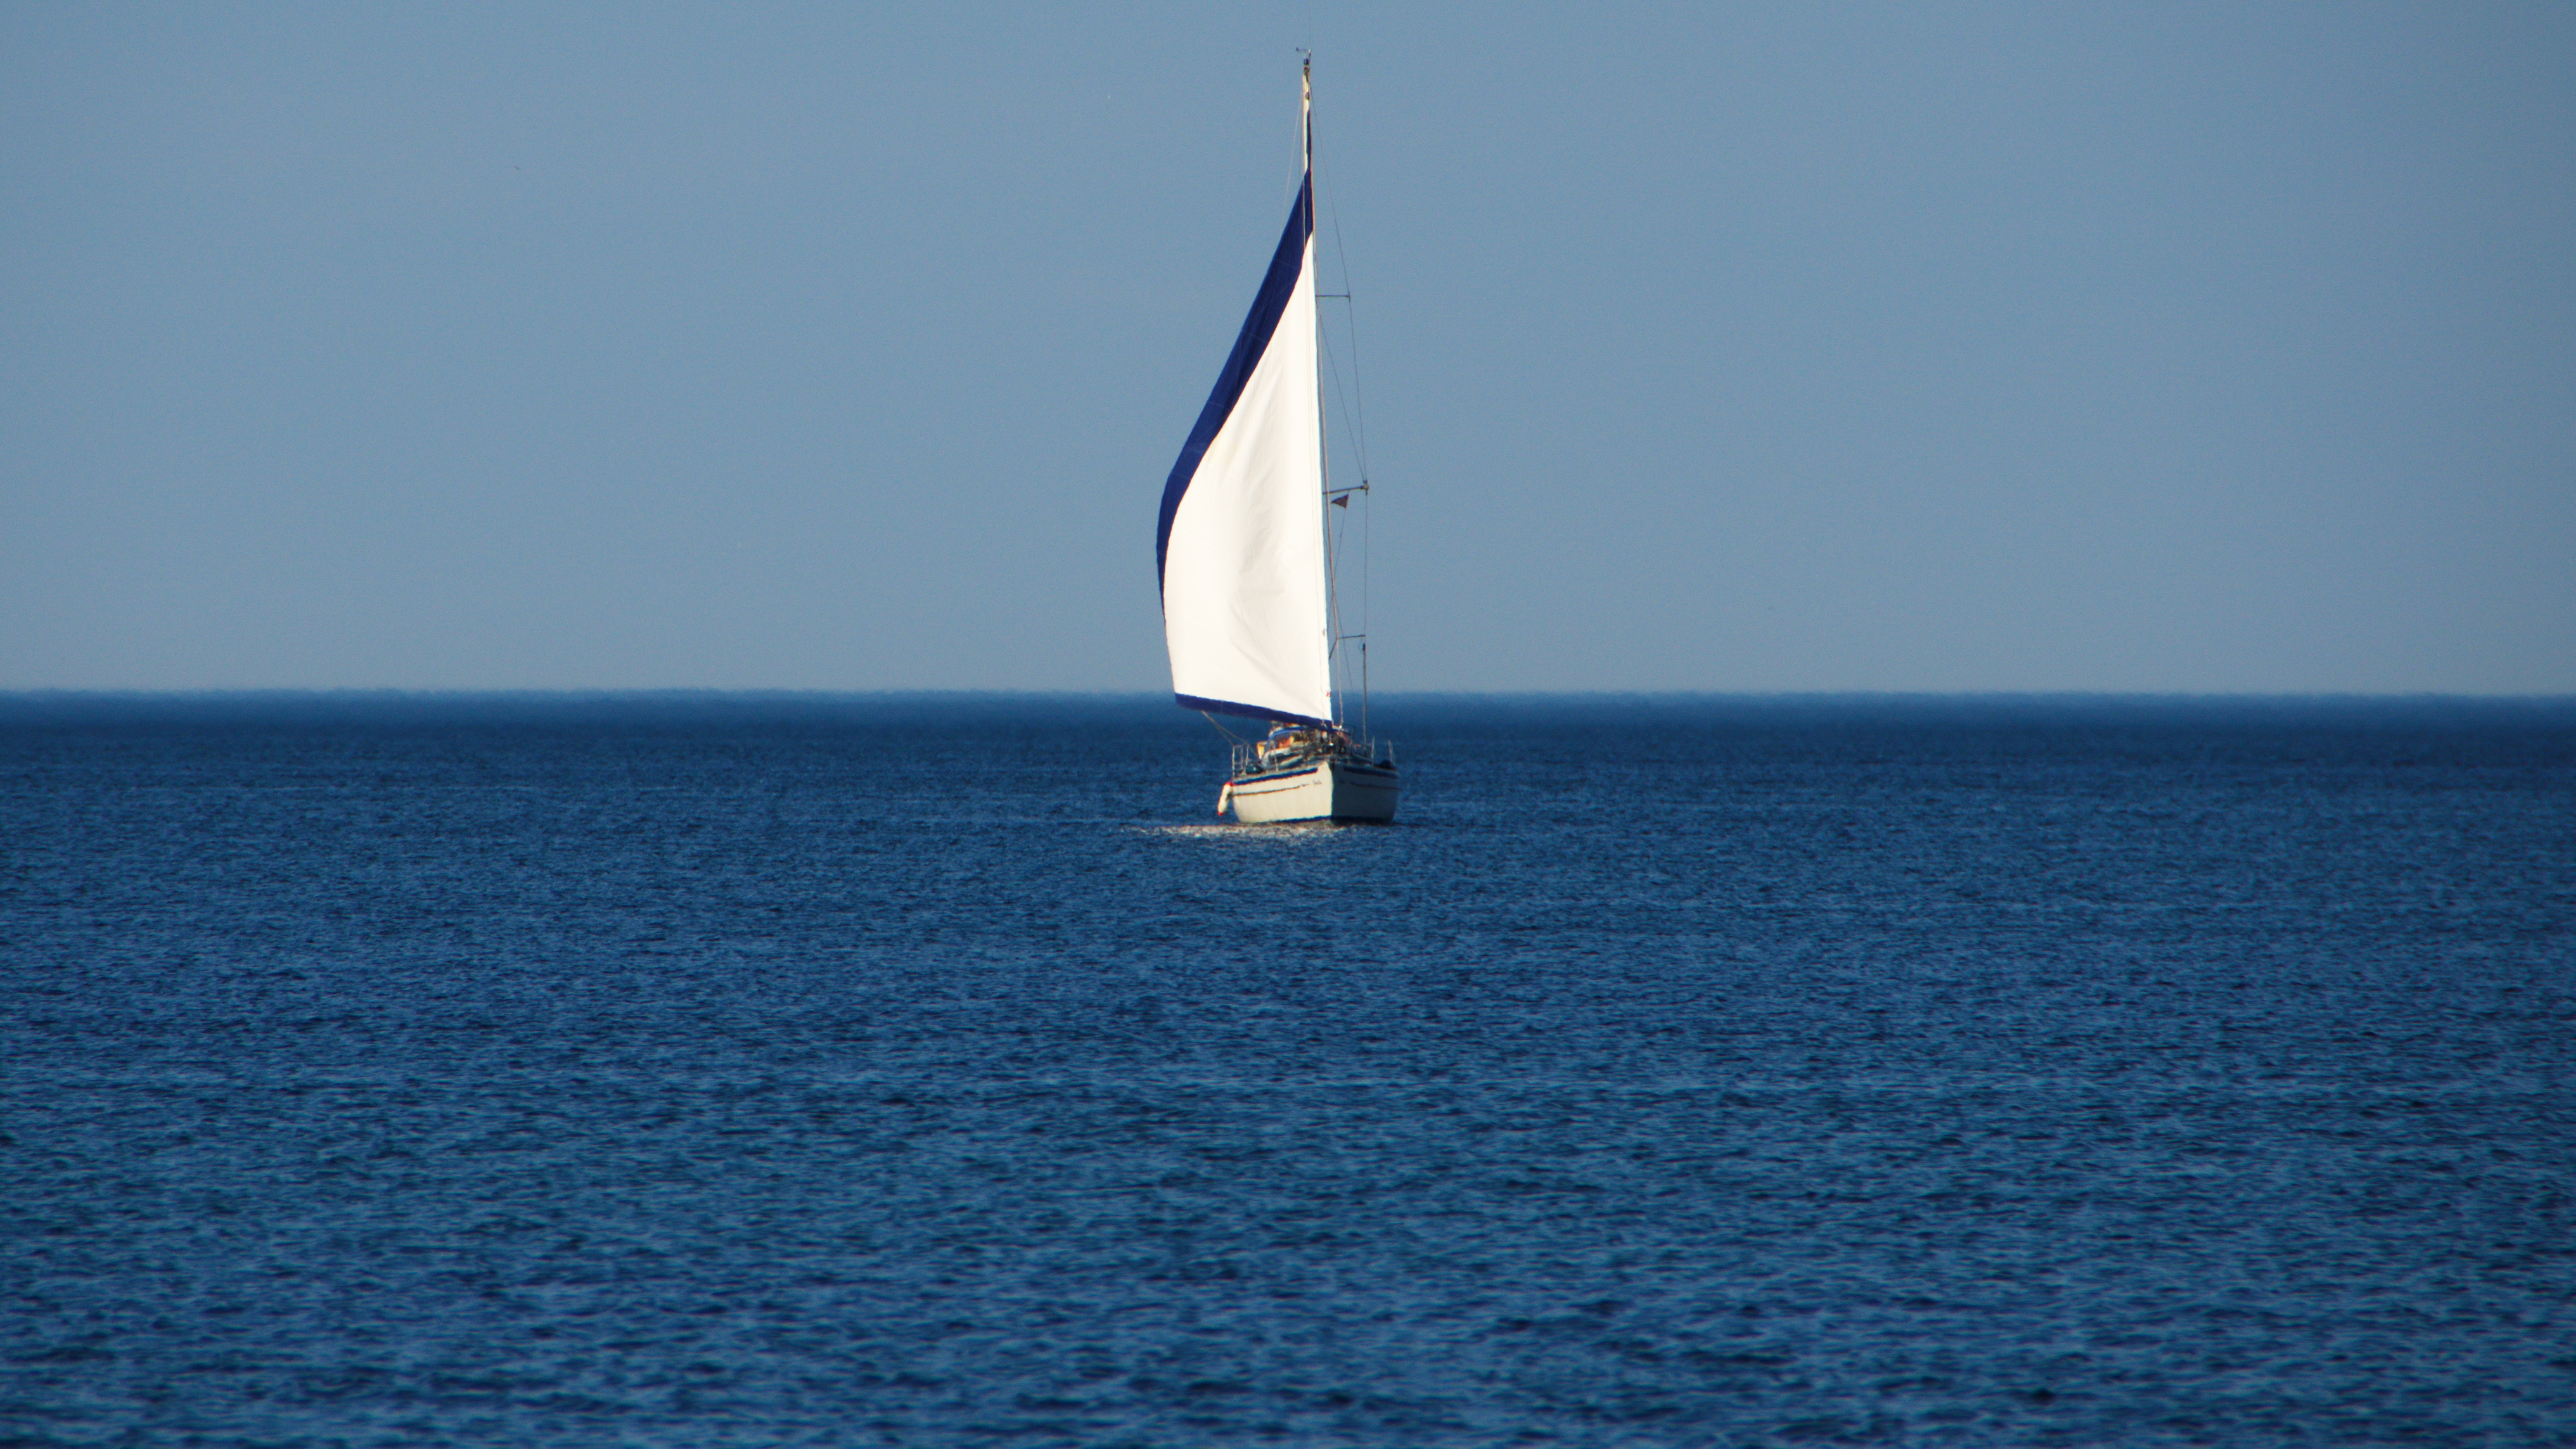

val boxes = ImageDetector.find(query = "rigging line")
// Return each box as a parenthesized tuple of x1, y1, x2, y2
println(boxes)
(1321, 447, 1357, 682)
(1314, 145, 1373, 711)
(1310, 88, 1341, 722)
(1325, 485, 1353, 635)
(1318, 330, 1345, 698)
(1315, 150, 1371, 478)
(1318, 329, 1364, 495)
(1313, 126, 1347, 712)
(1320, 157, 1371, 477)
(1322, 469, 1352, 695)
(1311, 76, 1376, 725)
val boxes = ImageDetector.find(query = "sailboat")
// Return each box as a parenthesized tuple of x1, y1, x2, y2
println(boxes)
(1156, 60, 1397, 824)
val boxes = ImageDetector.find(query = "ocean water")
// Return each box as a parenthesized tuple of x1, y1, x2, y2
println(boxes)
(3, 694, 2571, 1448)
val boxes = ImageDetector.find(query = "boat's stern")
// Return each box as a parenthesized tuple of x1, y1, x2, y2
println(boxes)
(1226, 755, 1398, 824)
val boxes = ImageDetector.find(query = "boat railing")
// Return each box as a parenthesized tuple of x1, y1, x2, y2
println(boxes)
(1229, 734, 1397, 777)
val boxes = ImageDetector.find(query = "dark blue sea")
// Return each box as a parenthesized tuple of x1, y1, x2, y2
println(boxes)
(4, 694, 2572, 1447)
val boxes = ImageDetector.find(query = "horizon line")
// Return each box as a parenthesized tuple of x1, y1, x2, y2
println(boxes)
(4, 687, 2573, 704)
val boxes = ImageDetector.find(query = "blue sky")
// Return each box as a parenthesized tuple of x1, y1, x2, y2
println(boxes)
(5, 3, 2570, 692)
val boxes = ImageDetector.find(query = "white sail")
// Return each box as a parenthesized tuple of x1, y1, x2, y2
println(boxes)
(1155, 144, 1331, 726)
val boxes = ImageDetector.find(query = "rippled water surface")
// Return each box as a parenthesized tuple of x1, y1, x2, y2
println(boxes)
(4, 694, 2572, 1446)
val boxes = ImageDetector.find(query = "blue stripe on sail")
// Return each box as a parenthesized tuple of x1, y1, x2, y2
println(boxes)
(1155, 172, 1314, 598)
(1176, 693, 1333, 729)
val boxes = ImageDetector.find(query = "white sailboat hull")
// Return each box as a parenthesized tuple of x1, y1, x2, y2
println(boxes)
(1226, 758, 1399, 824)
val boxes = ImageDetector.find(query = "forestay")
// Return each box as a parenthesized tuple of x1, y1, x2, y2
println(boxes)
(1155, 155, 1331, 728)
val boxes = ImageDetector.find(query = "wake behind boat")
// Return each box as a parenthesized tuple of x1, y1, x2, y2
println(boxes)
(1155, 60, 1397, 824)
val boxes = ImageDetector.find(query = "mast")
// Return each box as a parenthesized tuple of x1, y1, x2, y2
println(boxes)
(1307, 58, 1338, 729)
